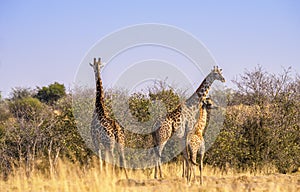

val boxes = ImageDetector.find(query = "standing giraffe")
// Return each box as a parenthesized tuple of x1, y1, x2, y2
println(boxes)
(90, 58, 128, 179)
(182, 97, 216, 184)
(152, 66, 225, 179)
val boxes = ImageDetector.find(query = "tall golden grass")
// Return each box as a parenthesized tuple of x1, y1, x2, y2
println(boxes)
(1, 158, 299, 192)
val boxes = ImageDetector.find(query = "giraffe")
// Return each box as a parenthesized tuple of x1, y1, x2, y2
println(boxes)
(90, 58, 128, 179)
(152, 66, 225, 179)
(182, 97, 216, 184)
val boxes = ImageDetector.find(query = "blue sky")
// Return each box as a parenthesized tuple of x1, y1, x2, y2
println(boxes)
(1, 0, 299, 98)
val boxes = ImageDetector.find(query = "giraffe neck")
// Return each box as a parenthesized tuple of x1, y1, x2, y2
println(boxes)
(195, 77, 213, 99)
(185, 74, 214, 107)
(95, 67, 106, 117)
(195, 105, 208, 135)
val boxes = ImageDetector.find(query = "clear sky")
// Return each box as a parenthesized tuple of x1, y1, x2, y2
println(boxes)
(1, 0, 299, 98)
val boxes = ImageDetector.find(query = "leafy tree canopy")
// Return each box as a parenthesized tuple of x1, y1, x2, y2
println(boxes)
(35, 82, 66, 105)
(8, 97, 44, 120)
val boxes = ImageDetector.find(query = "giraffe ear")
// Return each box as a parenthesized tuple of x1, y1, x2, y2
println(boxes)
(100, 62, 106, 69)
(89, 63, 93, 67)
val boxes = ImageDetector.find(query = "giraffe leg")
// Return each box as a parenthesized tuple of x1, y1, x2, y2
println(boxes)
(158, 158, 162, 179)
(153, 145, 158, 179)
(154, 142, 165, 179)
(119, 149, 129, 179)
(182, 155, 186, 178)
(199, 153, 204, 185)
(153, 148, 159, 179)
(181, 158, 184, 178)
(109, 148, 115, 177)
(98, 148, 103, 173)
(184, 124, 194, 183)
(187, 143, 199, 183)
(152, 130, 160, 179)
(154, 151, 163, 179)
(154, 165, 158, 179)
(199, 141, 205, 185)
(192, 163, 196, 181)
(183, 139, 191, 182)
(182, 146, 189, 178)
(104, 145, 115, 177)
(190, 145, 199, 182)
(186, 159, 193, 183)
(187, 158, 193, 183)
(104, 149, 109, 175)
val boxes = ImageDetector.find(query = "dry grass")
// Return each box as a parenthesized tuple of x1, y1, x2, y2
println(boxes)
(1, 159, 299, 192)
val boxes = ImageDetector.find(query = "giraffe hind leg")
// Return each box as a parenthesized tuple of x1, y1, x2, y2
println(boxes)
(98, 148, 103, 173)
(182, 155, 186, 178)
(154, 148, 162, 179)
(182, 146, 190, 178)
(154, 142, 165, 179)
(104, 146, 115, 177)
(183, 140, 193, 182)
(119, 149, 129, 179)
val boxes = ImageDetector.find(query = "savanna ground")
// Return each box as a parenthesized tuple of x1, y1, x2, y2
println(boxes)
(1, 160, 299, 192)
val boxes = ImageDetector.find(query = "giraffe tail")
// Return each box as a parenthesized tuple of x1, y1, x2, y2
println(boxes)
(191, 159, 199, 166)
(188, 145, 199, 166)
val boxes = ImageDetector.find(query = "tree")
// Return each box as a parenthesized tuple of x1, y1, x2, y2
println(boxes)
(52, 95, 93, 164)
(9, 87, 34, 101)
(3, 95, 53, 176)
(35, 82, 66, 105)
(129, 93, 151, 122)
(149, 89, 180, 113)
(8, 97, 44, 121)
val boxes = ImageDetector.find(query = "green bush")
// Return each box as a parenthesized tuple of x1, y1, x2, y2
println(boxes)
(35, 82, 66, 105)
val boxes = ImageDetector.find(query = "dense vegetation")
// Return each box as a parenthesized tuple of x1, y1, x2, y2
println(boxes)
(0, 66, 299, 180)
(205, 66, 300, 174)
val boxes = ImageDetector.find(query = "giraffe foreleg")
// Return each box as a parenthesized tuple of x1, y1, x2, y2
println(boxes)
(182, 137, 192, 182)
(199, 140, 205, 185)
(184, 123, 193, 183)
(154, 154, 162, 179)
(182, 150, 188, 178)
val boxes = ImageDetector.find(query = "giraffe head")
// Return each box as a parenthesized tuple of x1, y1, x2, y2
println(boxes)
(89, 58, 105, 78)
(209, 66, 225, 83)
(203, 97, 218, 110)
